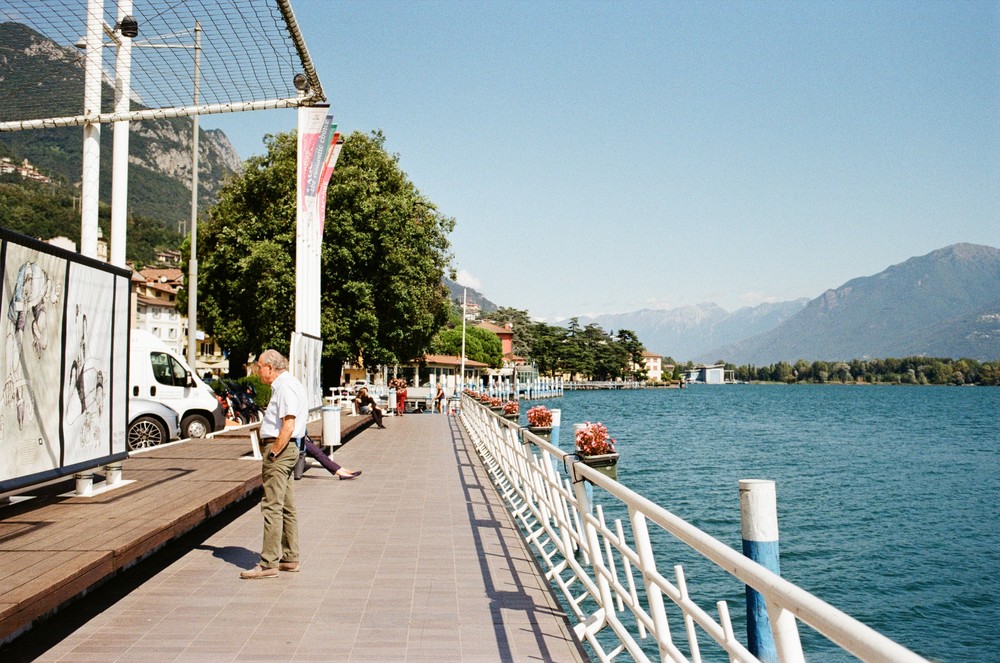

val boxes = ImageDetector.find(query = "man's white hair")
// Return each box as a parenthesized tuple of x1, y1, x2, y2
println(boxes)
(258, 349, 289, 371)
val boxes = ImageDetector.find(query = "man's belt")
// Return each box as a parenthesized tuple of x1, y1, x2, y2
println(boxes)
(259, 437, 305, 449)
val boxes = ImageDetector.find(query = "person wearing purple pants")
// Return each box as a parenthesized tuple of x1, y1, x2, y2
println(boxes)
(299, 436, 362, 480)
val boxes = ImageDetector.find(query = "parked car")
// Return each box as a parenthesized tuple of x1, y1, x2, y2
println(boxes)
(127, 398, 180, 451)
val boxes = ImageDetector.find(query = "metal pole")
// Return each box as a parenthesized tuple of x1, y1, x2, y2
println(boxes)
(460, 288, 467, 390)
(80, 0, 104, 258)
(186, 21, 201, 369)
(110, 0, 132, 266)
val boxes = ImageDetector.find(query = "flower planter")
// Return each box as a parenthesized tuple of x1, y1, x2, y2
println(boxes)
(502, 413, 519, 421)
(578, 452, 619, 481)
(527, 426, 552, 442)
(489, 406, 502, 413)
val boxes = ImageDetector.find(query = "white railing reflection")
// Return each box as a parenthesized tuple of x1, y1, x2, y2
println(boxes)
(459, 394, 927, 663)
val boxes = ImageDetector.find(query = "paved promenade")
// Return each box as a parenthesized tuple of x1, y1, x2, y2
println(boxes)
(2, 412, 585, 662)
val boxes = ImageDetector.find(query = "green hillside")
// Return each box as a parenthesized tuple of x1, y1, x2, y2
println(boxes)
(0, 21, 240, 232)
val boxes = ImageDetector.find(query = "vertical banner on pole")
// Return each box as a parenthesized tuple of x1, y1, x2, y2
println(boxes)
(295, 104, 333, 336)
(294, 105, 341, 403)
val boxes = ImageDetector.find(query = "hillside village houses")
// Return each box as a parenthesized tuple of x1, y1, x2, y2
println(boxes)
(1, 156, 51, 184)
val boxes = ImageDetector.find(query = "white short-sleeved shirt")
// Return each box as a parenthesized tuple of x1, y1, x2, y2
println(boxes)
(260, 370, 308, 439)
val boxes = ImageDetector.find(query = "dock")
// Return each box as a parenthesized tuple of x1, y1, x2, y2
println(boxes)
(0, 413, 585, 661)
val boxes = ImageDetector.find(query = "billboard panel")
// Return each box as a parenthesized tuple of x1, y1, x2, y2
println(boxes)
(0, 228, 130, 492)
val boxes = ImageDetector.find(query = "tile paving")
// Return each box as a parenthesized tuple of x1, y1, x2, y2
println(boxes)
(3, 412, 585, 662)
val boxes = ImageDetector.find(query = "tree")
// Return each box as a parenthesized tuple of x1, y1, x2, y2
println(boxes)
(321, 130, 454, 380)
(616, 329, 647, 381)
(527, 321, 567, 377)
(561, 317, 590, 380)
(430, 326, 502, 368)
(196, 130, 454, 379)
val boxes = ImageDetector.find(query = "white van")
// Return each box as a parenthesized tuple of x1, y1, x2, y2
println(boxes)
(129, 330, 225, 438)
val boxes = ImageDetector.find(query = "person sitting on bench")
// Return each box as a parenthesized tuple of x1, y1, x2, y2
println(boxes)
(353, 387, 386, 429)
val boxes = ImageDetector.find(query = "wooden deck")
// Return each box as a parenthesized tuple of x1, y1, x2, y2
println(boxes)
(0, 412, 585, 661)
(0, 414, 374, 646)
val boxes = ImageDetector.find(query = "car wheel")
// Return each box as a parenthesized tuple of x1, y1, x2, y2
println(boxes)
(128, 415, 167, 450)
(182, 414, 211, 439)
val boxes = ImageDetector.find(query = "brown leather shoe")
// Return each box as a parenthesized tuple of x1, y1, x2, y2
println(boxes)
(278, 561, 300, 572)
(240, 564, 278, 579)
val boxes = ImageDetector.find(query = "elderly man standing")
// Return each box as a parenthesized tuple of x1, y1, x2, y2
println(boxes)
(241, 349, 306, 579)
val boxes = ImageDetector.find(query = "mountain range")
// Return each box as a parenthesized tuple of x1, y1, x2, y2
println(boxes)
(575, 244, 1000, 364)
(0, 22, 241, 226)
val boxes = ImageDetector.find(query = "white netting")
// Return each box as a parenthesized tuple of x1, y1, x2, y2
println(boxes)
(0, 0, 322, 129)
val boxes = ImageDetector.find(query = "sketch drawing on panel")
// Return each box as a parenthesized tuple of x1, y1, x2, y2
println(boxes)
(65, 308, 105, 448)
(3, 261, 61, 430)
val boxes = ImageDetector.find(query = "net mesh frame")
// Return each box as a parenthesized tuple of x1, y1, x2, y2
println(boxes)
(0, 0, 324, 131)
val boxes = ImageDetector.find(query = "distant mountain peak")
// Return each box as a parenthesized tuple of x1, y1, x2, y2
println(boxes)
(706, 243, 1000, 364)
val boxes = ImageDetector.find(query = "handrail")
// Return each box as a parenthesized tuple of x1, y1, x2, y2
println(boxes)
(458, 394, 928, 663)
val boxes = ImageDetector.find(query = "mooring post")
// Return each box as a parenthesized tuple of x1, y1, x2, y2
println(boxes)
(740, 479, 789, 662)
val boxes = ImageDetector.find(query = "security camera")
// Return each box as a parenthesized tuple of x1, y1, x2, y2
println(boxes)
(118, 15, 139, 38)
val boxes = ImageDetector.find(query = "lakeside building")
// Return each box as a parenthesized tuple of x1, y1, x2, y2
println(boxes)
(685, 364, 737, 384)
(475, 321, 514, 360)
(639, 350, 662, 382)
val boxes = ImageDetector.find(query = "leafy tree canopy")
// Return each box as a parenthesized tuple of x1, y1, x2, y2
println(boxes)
(195, 130, 454, 379)
(431, 326, 503, 368)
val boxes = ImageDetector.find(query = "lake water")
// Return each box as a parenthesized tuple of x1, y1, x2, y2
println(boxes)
(540, 385, 999, 662)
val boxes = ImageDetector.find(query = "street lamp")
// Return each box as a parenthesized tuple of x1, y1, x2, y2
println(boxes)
(461, 287, 467, 391)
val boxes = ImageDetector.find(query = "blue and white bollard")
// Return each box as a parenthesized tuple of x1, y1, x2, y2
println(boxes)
(740, 479, 782, 663)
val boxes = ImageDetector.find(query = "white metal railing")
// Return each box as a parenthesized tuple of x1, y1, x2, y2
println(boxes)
(458, 394, 928, 663)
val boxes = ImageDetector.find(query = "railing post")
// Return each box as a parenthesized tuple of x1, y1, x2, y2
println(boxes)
(740, 479, 803, 662)
(631, 510, 672, 659)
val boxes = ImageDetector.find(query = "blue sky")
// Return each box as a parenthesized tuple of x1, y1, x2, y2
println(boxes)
(203, 0, 999, 321)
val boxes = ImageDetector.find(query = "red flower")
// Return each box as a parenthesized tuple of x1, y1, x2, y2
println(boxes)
(575, 422, 616, 456)
(526, 406, 552, 427)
